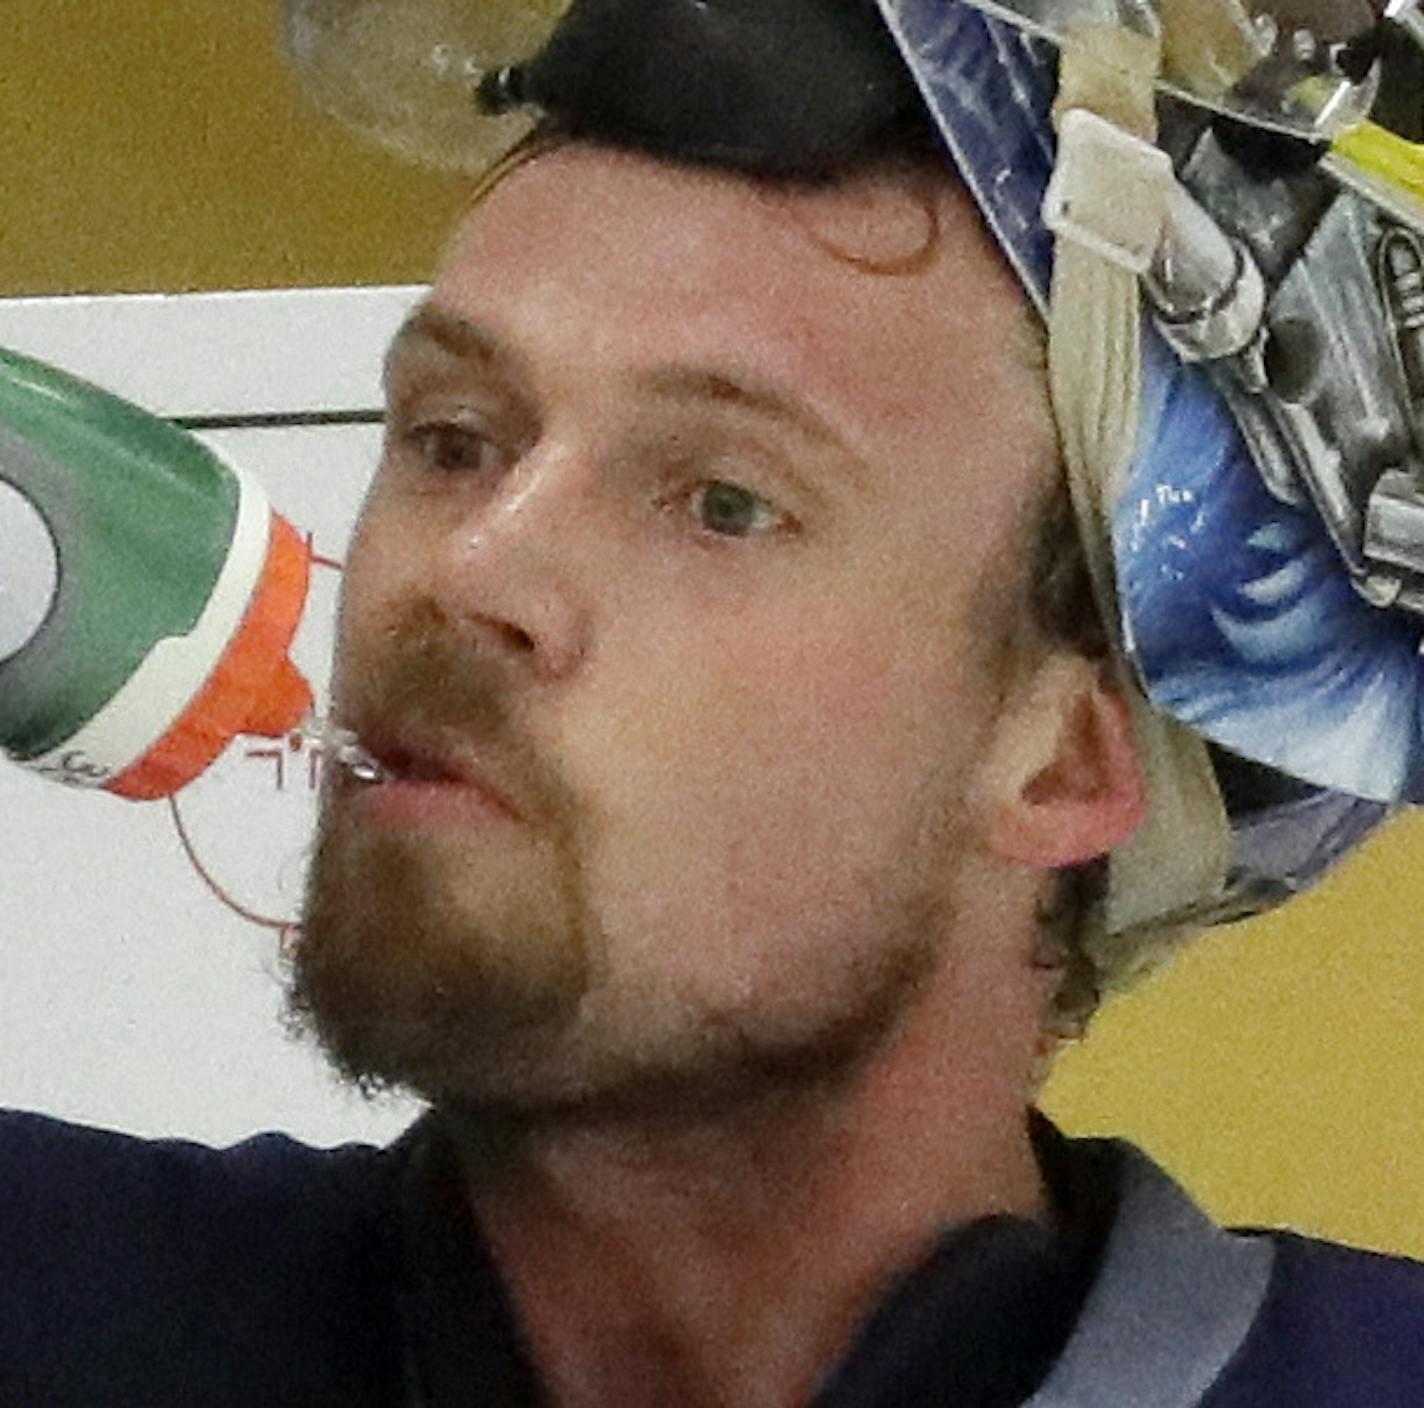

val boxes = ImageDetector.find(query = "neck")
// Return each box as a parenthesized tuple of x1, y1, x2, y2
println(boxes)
(442, 928, 1050, 1408)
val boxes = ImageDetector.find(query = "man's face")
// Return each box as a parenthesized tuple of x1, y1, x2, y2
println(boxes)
(292, 145, 1058, 1119)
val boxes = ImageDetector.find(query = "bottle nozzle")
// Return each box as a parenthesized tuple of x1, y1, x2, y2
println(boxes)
(295, 715, 387, 784)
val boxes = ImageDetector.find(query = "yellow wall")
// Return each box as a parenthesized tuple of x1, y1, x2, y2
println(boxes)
(1044, 814, 1424, 1257)
(13, 4, 1424, 1256)
(6, 2, 463, 293)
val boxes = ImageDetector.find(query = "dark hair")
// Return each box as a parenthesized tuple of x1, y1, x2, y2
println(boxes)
(490, 0, 928, 182)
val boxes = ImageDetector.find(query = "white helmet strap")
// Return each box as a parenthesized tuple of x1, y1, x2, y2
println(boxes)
(1044, 22, 1231, 966)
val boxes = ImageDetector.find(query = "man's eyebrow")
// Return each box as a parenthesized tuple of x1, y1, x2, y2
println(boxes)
(384, 302, 503, 381)
(638, 365, 854, 461)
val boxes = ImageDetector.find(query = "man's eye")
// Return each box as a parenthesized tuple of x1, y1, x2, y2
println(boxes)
(687, 480, 787, 538)
(401, 422, 496, 474)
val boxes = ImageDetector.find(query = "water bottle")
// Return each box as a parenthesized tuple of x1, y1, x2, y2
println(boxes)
(0, 347, 314, 800)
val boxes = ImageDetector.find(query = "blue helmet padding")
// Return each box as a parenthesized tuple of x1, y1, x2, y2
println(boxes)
(1120, 334, 1424, 805)
(878, 2, 1059, 315)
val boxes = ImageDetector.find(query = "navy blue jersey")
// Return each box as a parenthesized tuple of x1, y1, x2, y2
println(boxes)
(3, 1108, 1422, 1406)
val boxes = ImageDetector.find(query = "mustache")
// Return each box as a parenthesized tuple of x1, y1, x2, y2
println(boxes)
(347, 596, 511, 740)
(336, 596, 570, 820)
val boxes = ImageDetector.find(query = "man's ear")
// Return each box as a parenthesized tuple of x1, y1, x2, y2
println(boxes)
(976, 652, 1146, 868)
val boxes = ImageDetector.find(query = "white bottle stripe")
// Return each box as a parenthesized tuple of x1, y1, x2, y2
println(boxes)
(21, 461, 274, 790)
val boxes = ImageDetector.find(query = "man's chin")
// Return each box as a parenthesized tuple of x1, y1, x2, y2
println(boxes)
(287, 808, 593, 1104)
(288, 859, 934, 1131)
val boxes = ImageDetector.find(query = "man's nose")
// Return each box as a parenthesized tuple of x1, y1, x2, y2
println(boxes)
(429, 442, 595, 682)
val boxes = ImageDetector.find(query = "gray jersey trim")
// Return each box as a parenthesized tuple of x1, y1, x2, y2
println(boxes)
(1026, 1143, 1275, 1408)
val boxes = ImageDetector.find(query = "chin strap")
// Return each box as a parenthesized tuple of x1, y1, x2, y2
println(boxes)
(1043, 22, 1231, 981)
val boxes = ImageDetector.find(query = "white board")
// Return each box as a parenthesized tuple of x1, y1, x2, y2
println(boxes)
(0, 286, 430, 1146)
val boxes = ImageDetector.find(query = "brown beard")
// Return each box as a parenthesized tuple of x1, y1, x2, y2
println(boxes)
(287, 597, 596, 1103)
(293, 815, 941, 1130)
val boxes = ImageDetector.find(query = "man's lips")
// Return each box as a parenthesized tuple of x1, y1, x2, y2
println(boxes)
(346, 730, 523, 824)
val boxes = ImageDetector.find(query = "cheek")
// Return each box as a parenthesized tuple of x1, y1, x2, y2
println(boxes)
(565, 595, 980, 950)
(330, 497, 428, 698)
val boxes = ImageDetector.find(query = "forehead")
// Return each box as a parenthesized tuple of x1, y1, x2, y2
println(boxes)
(426, 144, 1051, 500)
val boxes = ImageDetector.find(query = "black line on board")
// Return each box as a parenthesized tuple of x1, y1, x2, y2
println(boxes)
(172, 409, 385, 431)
